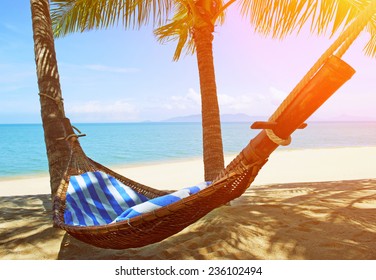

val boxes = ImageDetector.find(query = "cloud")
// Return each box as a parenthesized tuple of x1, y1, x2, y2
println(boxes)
(0, 64, 35, 92)
(59, 63, 140, 74)
(218, 93, 254, 111)
(168, 88, 201, 110)
(269, 86, 288, 105)
(162, 89, 257, 115)
(148, 86, 289, 120)
(84, 64, 140, 73)
(0, 70, 34, 84)
(166, 89, 255, 112)
(67, 100, 139, 122)
(217, 87, 290, 115)
(68, 100, 133, 114)
(3, 23, 21, 33)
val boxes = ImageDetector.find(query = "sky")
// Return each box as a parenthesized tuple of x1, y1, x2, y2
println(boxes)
(0, 2, 375, 123)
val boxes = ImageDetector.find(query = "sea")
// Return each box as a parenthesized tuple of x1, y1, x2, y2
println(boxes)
(1, 122, 376, 179)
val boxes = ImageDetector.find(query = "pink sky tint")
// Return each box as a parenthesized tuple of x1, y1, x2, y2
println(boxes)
(214, 7, 376, 121)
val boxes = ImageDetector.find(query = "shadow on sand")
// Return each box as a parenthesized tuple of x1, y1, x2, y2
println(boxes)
(1, 179, 375, 259)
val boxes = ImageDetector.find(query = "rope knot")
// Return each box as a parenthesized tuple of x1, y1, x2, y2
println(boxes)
(265, 129, 291, 146)
(39, 92, 64, 104)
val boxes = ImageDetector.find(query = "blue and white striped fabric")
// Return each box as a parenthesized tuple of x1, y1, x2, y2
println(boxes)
(64, 171, 148, 226)
(114, 181, 211, 222)
(64, 171, 211, 226)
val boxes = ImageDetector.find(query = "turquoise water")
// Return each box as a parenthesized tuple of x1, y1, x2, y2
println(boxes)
(1, 122, 376, 178)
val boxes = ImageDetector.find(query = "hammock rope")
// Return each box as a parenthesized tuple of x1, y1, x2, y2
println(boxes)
(39, 92, 64, 104)
(265, 128, 291, 146)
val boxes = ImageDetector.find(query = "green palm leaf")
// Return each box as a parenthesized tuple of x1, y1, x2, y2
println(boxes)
(51, 0, 376, 57)
(240, 0, 376, 57)
(154, 3, 195, 61)
(51, 0, 174, 36)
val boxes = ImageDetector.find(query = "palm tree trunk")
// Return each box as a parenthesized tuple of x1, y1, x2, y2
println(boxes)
(30, 0, 70, 197)
(193, 26, 225, 181)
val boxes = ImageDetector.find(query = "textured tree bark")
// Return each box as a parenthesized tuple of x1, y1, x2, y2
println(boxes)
(193, 25, 225, 181)
(30, 0, 71, 198)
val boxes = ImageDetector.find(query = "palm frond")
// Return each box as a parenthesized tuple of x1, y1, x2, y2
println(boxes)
(154, 2, 195, 60)
(211, 0, 227, 24)
(50, 0, 174, 37)
(154, 0, 231, 61)
(239, 0, 376, 57)
(365, 16, 376, 56)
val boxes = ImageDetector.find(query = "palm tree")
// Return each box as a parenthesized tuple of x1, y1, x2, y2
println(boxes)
(154, 0, 230, 181)
(51, 0, 228, 181)
(30, 0, 72, 197)
(50, 0, 376, 183)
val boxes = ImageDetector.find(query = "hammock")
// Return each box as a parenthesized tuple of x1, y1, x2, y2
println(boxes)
(31, 1, 375, 249)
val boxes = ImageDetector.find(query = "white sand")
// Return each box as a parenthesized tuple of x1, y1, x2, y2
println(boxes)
(1, 146, 375, 196)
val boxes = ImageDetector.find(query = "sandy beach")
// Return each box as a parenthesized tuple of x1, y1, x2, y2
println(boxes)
(1, 146, 376, 260)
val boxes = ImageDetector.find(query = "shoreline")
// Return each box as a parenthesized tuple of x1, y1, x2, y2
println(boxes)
(2, 143, 376, 181)
(1, 146, 375, 197)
